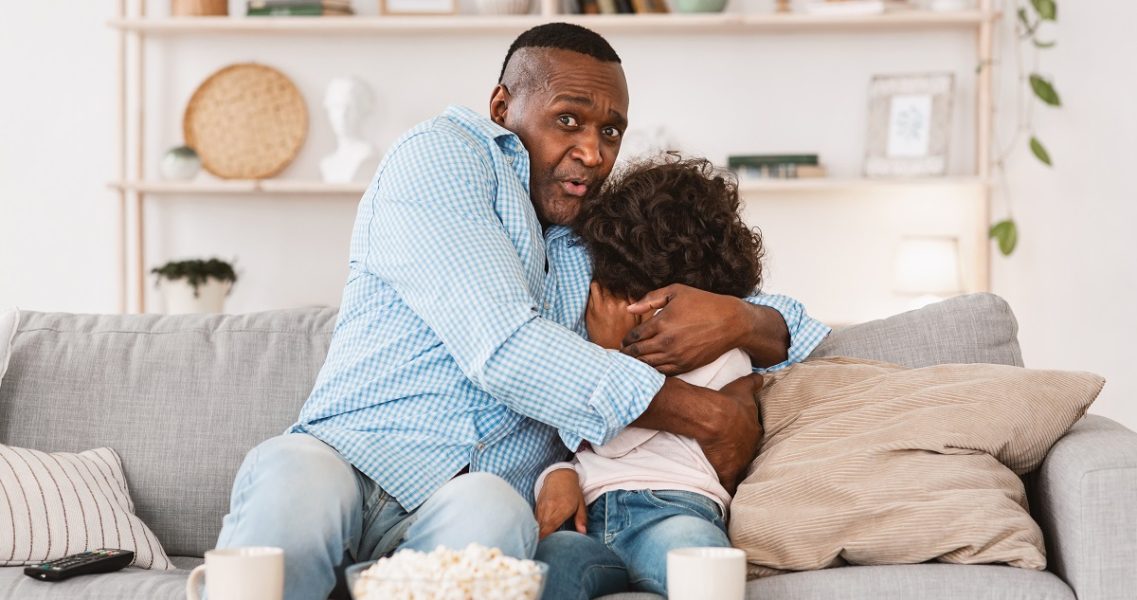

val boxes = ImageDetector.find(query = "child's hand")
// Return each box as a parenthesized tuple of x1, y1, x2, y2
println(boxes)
(586, 282, 641, 350)
(535, 468, 587, 540)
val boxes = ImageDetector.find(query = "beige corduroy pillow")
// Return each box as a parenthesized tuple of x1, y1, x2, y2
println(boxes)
(730, 357, 1104, 577)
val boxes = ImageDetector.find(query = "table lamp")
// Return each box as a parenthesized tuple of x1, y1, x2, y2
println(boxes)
(894, 236, 962, 309)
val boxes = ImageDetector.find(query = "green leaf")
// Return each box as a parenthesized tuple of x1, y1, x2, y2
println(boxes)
(1033, 38, 1057, 49)
(1030, 136, 1052, 166)
(1030, 74, 1062, 106)
(1031, 0, 1056, 21)
(989, 220, 1019, 256)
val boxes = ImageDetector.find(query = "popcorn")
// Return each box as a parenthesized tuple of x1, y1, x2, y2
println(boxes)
(351, 544, 545, 600)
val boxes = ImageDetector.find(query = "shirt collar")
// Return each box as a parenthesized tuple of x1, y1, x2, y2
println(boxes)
(443, 105, 526, 157)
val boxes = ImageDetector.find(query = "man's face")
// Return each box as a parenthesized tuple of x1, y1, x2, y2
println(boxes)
(490, 49, 629, 227)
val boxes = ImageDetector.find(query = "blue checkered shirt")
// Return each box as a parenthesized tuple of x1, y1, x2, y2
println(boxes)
(291, 106, 831, 510)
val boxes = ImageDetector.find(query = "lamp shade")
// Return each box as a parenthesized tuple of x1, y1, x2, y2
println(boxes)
(893, 236, 962, 295)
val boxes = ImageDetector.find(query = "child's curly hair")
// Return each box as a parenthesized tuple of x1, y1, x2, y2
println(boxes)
(574, 156, 764, 300)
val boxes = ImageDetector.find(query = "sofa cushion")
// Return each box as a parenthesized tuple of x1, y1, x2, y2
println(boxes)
(0, 445, 172, 569)
(0, 564, 188, 600)
(809, 293, 1023, 367)
(0, 308, 338, 558)
(731, 357, 1103, 574)
(0, 307, 17, 387)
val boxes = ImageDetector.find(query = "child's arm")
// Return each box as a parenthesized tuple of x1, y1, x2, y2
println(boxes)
(534, 463, 588, 540)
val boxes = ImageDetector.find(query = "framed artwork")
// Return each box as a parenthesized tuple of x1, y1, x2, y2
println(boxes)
(379, 0, 457, 14)
(864, 73, 955, 177)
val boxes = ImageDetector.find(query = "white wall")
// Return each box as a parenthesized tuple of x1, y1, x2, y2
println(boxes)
(989, 0, 1137, 431)
(1, 1, 1133, 430)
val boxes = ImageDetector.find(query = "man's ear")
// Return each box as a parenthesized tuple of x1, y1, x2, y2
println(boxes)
(489, 84, 511, 126)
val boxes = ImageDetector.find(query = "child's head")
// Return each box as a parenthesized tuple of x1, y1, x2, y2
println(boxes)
(574, 156, 764, 300)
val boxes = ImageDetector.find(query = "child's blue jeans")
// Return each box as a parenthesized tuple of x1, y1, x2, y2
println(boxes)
(536, 489, 731, 599)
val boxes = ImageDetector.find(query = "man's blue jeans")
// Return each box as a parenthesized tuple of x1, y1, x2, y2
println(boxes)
(215, 433, 538, 600)
(535, 489, 731, 599)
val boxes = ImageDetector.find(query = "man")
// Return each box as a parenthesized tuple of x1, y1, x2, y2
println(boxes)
(216, 23, 829, 600)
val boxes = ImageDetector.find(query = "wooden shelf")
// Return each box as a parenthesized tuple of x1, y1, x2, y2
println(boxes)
(736, 176, 987, 193)
(107, 10, 995, 36)
(110, 180, 366, 195)
(110, 177, 985, 197)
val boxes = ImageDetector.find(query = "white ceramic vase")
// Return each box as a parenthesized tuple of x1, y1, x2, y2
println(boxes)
(158, 277, 232, 314)
(476, 0, 532, 14)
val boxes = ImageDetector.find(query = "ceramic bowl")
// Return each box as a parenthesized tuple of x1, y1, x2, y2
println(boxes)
(475, 0, 533, 14)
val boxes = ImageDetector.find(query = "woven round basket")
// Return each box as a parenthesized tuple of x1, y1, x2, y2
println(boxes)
(183, 63, 308, 180)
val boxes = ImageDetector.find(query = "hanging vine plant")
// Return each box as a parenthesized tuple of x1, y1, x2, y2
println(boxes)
(989, 0, 1060, 256)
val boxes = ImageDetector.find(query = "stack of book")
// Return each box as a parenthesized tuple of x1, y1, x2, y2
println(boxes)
(247, 0, 354, 16)
(576, 0, 670, 14)
(728, 154, 828, 179)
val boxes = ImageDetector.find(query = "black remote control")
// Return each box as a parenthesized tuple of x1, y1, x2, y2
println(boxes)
(23, 549, 134, 582)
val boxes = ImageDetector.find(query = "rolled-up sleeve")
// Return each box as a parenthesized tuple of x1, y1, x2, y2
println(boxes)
(365, 129, 663, 449)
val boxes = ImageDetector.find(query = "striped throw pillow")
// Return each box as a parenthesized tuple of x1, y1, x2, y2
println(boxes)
(0, 445, 173, 570)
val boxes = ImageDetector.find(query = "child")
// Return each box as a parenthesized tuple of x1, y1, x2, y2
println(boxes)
(535, 156, 765, 599)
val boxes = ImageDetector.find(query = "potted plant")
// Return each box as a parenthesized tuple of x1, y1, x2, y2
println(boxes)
(151, 258, 237, 314)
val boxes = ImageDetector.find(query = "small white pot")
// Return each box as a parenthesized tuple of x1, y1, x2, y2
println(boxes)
(158, 277, 232, 314)
(476, 0, 532, 14)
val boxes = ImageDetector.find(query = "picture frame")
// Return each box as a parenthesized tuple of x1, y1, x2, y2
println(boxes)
(864, 72, 955, 177)
(379, 0, 457, 14)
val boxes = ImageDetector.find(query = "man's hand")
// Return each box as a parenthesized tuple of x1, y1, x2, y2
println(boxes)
(631, 374, 765, 495)
(586, 282, 642, 350)
(535, 468, 587, 540)
(622, 284, 789, 375)
(698, 373, 765, 494)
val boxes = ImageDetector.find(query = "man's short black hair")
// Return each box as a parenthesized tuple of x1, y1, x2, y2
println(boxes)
(499, 22, 621, 83)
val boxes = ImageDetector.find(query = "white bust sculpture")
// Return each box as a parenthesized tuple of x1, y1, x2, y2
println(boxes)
(320, 77, 376, 183)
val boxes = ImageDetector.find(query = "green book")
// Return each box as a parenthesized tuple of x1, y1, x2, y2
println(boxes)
(728, 154, 819, 168)
(248, 5, 324, 15)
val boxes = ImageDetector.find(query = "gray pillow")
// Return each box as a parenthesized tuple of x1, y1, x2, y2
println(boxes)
(809, 293, 1023, 368)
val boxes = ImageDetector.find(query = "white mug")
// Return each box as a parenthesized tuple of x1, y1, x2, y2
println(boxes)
(666, 547, 747, 600)
(186, 546, 284, 600)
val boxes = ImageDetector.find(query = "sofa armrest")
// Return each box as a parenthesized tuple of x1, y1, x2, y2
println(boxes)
(1030, 414, 1137, 600)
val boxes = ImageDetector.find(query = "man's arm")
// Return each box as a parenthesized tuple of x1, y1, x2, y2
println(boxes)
(622, 284, 831, 375)
(632, 374, 764, 493)
(366, 129, 663, 449)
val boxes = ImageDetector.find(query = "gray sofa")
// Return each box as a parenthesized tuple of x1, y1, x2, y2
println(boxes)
(1, 293, 1134, 599)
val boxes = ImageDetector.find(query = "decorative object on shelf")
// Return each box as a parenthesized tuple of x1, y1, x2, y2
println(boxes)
(729, 154, 828, 179)
(159, 145, 202, 181)
(320, 77, 377, 183)
(476, 0, 532, 14)
(183, 63, 308, 180)
(380, 0, 457, 15)
(864, 72, 954, 177)
(151, 258, 238, 314)
(893, 235, 962, 309)
(988, 0, 1060, 256)
(672, 0, 727, 13)
(247, 0, 355, 16)
(798, 0, 884, 16)
(912, 0, 973, 11)
(172, 0, 229, 16)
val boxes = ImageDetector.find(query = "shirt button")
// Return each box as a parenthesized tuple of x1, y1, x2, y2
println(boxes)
(475, 443, 485, 451)
(544, 302, 552, 310)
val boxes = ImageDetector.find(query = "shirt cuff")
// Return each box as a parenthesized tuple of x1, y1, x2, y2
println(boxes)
(533, 461, 577, 500)
(558, 350, 664, 450)
(744, 294, 832, 373)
